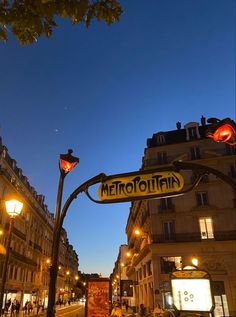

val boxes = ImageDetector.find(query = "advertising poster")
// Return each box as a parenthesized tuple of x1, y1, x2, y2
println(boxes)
(86, 279, 110, 317)
(171, 278, 213, 312)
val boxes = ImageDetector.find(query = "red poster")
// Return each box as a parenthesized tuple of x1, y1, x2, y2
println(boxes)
(86, 279, 110, 317)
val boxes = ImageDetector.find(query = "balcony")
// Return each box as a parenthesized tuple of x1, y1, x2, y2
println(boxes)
(13, 227, 26, 241)
(33, 242, 42, 252)
(214, 230, 236, 240)
(11, 250, 38, 267)
(152, 232, 201, 243)
(152, 231, 236, 243)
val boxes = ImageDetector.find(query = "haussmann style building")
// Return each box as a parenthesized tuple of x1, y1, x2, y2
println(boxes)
(0, 137, 79, 309)
(122, 116, 236, 317)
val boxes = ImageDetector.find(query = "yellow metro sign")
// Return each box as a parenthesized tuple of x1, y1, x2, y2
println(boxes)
(98, 171, 184, 202)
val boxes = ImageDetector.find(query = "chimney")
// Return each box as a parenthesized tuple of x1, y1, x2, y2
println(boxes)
(201, 115, 206, 126)
(176, 121, 181, 130)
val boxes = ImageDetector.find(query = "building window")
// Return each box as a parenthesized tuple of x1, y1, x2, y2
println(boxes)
(225, 144, 236, 155)
(157, 152, 167, 165)
(199, 217, 214, 239)
(160, 198, 173, 211)
(185, 122, 200, 140)
(161, 256, 182, 274)
(188, 127, 198, 139)
(139, 268, 142, 280)
(143, 265, 146, 278)
(196, 192, 209, 206)
(229, 165, 236, 179)
(9, 265, 13, 280)
(157, 134, 166, 144)
(190, 147, 201, 160)
(14, 267, 18, 280)
(163, 221, 175, 241)
(146, 261, 152, 276)
(212, 281, 230, 317)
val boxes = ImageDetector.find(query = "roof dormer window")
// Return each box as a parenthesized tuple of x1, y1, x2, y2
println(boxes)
(156, 133, 166, 144)
(184, 122, 200, 141)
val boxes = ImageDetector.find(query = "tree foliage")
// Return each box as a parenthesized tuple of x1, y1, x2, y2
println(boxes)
(0, 0, 123, 45)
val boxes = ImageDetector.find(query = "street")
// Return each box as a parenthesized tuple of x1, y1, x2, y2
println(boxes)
(55, 304, 85, 317)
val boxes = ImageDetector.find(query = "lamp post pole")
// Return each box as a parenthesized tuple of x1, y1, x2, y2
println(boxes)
(119, 265, 122, 305)
(47, 150, 79, 317)
(0, 217, 14, 316)
(0, 200, 23, 317)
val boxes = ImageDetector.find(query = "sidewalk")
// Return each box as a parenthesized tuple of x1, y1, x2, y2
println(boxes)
(4, 303, 79, 317)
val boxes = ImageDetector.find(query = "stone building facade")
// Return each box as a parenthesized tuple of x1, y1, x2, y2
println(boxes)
(0, 138, 79, 308)
(125, 117, 236, 316)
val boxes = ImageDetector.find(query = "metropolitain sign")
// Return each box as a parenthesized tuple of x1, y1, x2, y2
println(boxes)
(98, 171, 184, 202)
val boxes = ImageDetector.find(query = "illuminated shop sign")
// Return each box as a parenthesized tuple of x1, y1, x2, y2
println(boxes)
(171, 270, 214, 312)
(98, 171, 184, 201)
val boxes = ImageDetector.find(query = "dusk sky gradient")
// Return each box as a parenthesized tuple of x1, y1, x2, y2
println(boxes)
(0, 0, 235, 276)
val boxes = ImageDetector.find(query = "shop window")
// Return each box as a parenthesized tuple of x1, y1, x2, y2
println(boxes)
(212, 281, 229, 317)
(196, 191, 208, 206)
(160, 256, 182, 274)
(190, 147, 201, 160)
(199, 217, 214, 239)
(163, 221, 175, 241)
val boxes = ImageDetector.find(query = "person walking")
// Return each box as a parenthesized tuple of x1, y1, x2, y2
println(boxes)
(140, 304, 146, 317)
(153, 304, 164, 317)
(110, 303, 123, 317)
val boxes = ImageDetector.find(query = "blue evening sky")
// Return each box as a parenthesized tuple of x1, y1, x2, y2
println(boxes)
(0, 0, 235, 276)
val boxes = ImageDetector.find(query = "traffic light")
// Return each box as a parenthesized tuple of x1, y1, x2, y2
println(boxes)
(207, 117, 236, 146)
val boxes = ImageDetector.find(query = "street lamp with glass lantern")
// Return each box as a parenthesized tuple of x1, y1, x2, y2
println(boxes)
(0, 199, 23, 317)
(47, 149, 79, 317)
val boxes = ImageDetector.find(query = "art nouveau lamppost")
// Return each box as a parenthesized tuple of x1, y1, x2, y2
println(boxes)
(47, 149, 79, 317)
(0, 199, 23, 317)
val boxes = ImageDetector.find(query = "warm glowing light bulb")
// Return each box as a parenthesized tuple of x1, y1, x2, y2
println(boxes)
(60, 159, 77, 172)
(126, 252, 131, 257)
(5, 199, 23, 217)
(66, 270, 70, 275)
(134, 229, 141, 236)
(192, 258, 199, 267)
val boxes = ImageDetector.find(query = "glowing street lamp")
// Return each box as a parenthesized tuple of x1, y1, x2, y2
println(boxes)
(207, 117, 236, 146)
(47, 150, 79, 317)
(133, 227, 151, 243)
(0, 199, 23, 316)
